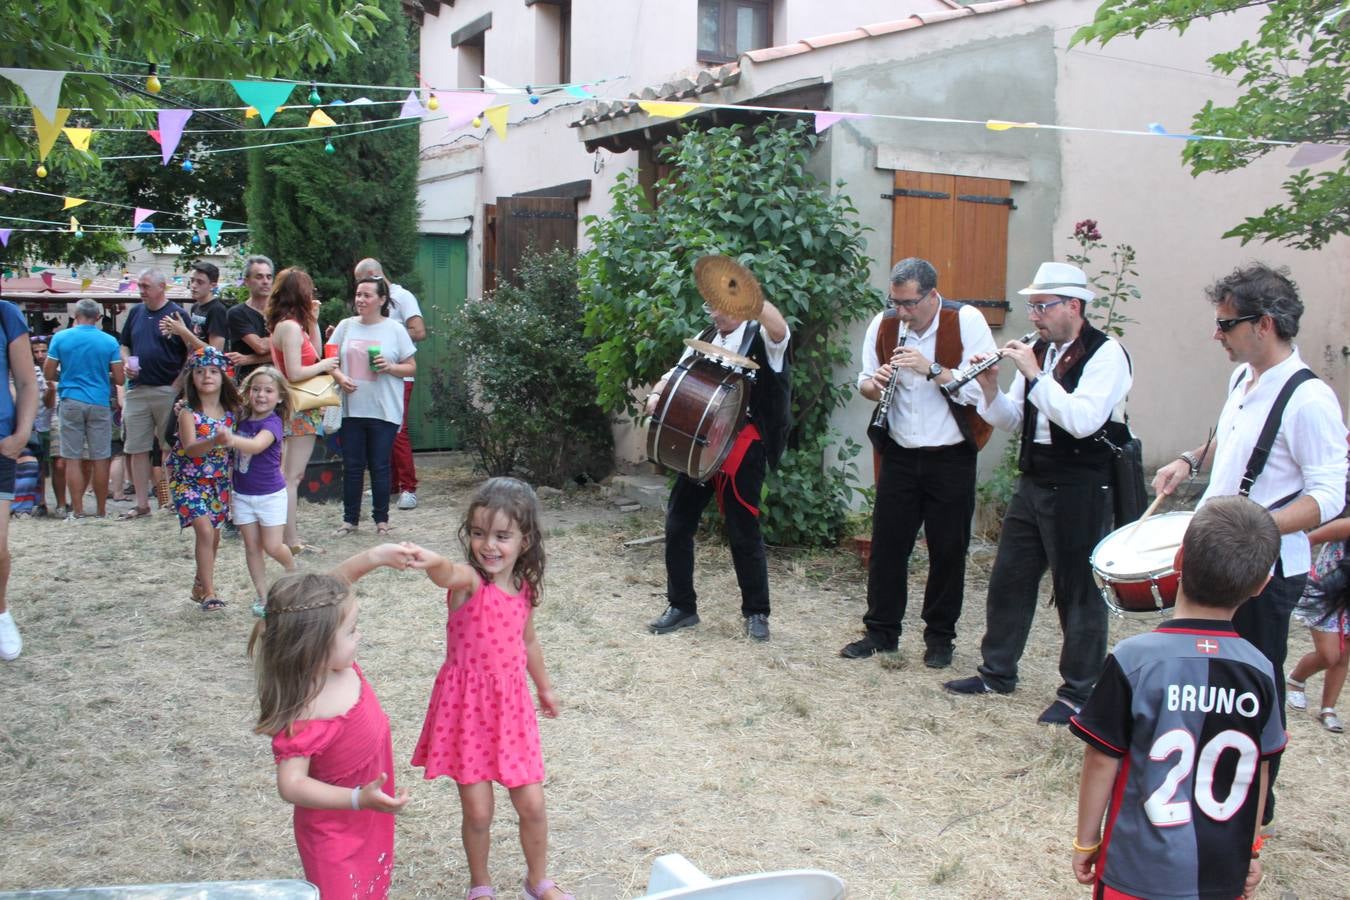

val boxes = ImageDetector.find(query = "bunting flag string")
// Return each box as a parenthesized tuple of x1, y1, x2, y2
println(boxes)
(0, 184, 245, 227)
(61, 197, 86, 209)
(229, 80, 294, 126)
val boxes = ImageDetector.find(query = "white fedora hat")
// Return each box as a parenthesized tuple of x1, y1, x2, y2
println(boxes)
(1018, 261, 1094, 302)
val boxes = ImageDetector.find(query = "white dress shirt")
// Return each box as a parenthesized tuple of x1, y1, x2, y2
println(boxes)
(665, 319, 790, 381)
(1199, 348, 1348, 575)
(979, 333, 1132, 443)
(857, 304, 996, 448)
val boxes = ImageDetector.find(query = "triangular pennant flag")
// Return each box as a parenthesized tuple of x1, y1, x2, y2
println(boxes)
(562, 84, 594, 99)
(1147, 122, 1199, 141)
(0, 229, 9, 247)
(638, 100, 698, 119)
(147, 129, 162, 145)
(68, 216, 79, 233)
(62, 127, 92, 151)
(40, 271, 53, 288)
(32, 107, 71, 160)
(813, 112, 860, 133)
(438, 91, 494, 131)
(133, 207, 154, 228)
(31, 266, 46, 273)
(1288, 142, 1349, 167)
(157, 109, 193, 164)
(307, 108, 337, 128)
(203, 218, 223, 246)
(133, 222, 155, 234)
(348, 97, 374, 106)
(0, 68, 66, 121)
(398, 90, 425, 119)
(230, 81, 295, 126)
(80, 277, 92, 290)
(244, 106, 259, 120)
(483, 104, 510, 140)
(481, 76, 523, 94)
(62, 196, 87, 210)
(986, 120, 1039, 131)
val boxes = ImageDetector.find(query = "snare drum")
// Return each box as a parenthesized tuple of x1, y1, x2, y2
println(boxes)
(1090, 511, 1193, 617)
(647, 355, 750, 482)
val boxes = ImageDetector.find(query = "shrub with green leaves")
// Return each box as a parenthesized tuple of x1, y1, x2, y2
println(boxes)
(429, 246, 613, 487)
(580, 120, 876, 547)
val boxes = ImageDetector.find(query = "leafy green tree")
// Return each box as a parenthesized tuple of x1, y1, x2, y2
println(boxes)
(1072, 0, 1348, 250)
(581, 121, 876, 547)
(0, 0, 386, 162)
(245, 0, 418, 302)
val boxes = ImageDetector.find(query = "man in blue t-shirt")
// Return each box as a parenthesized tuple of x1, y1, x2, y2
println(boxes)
(1071, 497, 1286, 900)
(118, 268, 190, 518)
(0, 299, 39, 661)
(46, 298, 125, 518)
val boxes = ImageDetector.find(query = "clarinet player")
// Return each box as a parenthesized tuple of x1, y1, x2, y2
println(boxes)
(841, 258, 996, 667)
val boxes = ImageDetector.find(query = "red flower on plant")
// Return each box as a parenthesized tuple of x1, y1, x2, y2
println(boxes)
(1074, 219, 1102, 242)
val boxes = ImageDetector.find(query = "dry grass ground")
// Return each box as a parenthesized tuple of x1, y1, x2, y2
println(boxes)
(2, 455, 1347, 898)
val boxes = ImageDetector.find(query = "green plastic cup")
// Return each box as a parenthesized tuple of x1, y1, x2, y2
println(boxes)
(367, 345, 382, 369)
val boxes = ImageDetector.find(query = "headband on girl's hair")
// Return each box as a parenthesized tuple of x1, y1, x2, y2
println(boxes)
(187, 345, 233, 375)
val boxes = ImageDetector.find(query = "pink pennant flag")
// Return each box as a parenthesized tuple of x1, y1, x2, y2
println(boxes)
(439, 91, 495, 132)
(1288, 142, 1349, 167)
(157, 109, 193, 164)
(813, 111, 861, 133)
(134, 207, 154, 228)
(0, 229, 9, 247)
(116, 281, 132, 293)
(399, 90, 426, 119)
(147, 130, 162, 145)
(41, 271, 54, 289)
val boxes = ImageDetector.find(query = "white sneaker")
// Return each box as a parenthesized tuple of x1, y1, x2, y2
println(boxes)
(0, 610, 22, 661)
(397, 491, 418, 510)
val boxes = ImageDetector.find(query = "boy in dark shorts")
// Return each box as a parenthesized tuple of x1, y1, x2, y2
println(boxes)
(1070, 496, 1285, 900)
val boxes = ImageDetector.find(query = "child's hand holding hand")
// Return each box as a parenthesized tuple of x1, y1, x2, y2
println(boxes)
(369, 542, 413, 571)
(401, 542, 444, 570)
(537, 687, 560, 718)
(213, 428, 234, 448)
(356, 772, 411, 815)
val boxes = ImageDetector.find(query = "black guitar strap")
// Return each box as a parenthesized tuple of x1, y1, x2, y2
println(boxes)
(1236, 365, 1316, 508)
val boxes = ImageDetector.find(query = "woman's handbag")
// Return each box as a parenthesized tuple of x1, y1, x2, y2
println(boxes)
(287, 373, 341, 411)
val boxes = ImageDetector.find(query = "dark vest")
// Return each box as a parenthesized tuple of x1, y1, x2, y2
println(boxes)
(1018, 321, 1123, 478)
(699, 323, 792, 468)
(876, 306, 993, 451)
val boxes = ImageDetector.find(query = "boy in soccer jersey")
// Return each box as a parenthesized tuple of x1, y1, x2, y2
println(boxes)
(1070, 496, 1285, 900)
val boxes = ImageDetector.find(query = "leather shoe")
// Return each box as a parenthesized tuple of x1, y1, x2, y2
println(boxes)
(923, 645, 954, 669)
(840, 634, 896, 659)
(944, 675, 1005, 695)
(744, 613, 770, 642)
(1037, 699, 1078, 726)
(649, 606, 699, 634)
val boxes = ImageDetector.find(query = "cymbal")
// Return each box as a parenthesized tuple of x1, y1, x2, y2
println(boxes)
(694, 255, 764, 320)
(685, 338, 760, 370)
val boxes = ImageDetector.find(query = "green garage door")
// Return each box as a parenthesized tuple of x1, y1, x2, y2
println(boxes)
(409, 233, 468, 450)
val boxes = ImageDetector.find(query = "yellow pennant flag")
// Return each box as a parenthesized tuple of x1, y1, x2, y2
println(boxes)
(81, 277, 92, 291)
(985, 119, 1038, 131)
(244, 106, 259, 120)
(639, 100, 698, 119)
(62, 196, 87, 210)
(33, 107, 71, 160)
(483, 104, 510, 141)
(62, 127, 92, 151)
(68, 215, 80, 233)
(307, 108, 337, 128)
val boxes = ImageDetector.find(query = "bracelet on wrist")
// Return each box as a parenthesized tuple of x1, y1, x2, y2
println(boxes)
(1250, 834, 1265, 858)
(350, 786, 361, 811)
(1179, 451, 1200, 476)
(1072, 837, 1101, 854)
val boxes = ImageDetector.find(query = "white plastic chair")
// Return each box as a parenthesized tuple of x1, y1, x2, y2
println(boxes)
(638, 853, 847, 899)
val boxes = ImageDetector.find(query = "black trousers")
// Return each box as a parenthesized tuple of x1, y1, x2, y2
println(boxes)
(664, 441, 769, 617)
(977, 475, 1113, 706)
(863, 439, 976, 649)
(1233, 564, 1305, 822)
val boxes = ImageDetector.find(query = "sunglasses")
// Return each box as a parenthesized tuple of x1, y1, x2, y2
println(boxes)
(1025, 299, 1070, 316)
(1215, 314, 1261, 333)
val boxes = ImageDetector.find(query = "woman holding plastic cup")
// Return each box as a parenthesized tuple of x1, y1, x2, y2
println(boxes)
(327, 276, 415, 536)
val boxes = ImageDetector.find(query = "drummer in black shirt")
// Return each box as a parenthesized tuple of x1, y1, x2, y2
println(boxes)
(645, 258, 790, 642)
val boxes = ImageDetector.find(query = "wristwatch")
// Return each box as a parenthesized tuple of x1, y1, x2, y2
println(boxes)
(926, 362, 943, 381)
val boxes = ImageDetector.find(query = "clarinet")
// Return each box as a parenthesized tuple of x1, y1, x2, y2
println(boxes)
(866, 321, 909, 451)
(940, 331, 1039, 397)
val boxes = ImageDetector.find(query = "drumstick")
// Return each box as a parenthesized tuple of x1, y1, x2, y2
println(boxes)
(1124, 492, 1168, 545)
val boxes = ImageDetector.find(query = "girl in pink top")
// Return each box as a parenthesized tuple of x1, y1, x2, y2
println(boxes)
(250, 545, 415, 898)
(407, 478, 571, 900)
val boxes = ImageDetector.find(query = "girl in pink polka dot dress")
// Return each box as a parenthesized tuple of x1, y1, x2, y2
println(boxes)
(407, 477, 572, 900)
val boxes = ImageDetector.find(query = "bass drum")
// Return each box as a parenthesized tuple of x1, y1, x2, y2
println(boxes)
(647, 356, 749, 483)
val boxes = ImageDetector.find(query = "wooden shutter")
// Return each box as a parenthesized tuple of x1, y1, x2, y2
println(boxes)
(889, 171, 1013, 327)
(493, 196, 578, 288)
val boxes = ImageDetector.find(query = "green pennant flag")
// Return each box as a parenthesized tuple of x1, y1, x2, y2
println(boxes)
(230, 81, 294, 126)
(203, 218, 223, 246)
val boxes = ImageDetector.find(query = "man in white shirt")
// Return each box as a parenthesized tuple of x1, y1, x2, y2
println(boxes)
(944, 262, 1132, 726)
(1153, 262, 1347, 823)
(841, 258, 996, 668)
(355, 258, 426, 510)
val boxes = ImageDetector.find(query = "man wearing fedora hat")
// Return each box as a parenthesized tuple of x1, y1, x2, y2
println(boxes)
(944, 261, 1132, 725)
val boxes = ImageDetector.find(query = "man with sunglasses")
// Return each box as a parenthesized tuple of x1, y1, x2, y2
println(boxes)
(944, 261, 1132, 726)
(1152, 262, 1346, 824)
(840, 258, 996, 667)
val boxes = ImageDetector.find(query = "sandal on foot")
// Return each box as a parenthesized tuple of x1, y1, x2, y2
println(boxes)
(290, 542, 326, 556)
(199, 596, 226, 612)
(522, 879, 573, 900)
(1319, 708, 1344, 733)
(117, 505, 152, 521)
(466, 888, 495, 900)
(1286, 676, 1308, 711)
(376, 522, 394, 536)
(333, 522, 358, 536)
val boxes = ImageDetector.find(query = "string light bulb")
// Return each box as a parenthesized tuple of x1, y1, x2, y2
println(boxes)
(36, 164, 47, 178)
(182, 158, 194, 172)
(146, 64, 162, 95)
(427, 94, 440, 111)
(472, 117, 482, 128)
(324, 140, 335, 154)
(308, 83, 322, 105)
(526, 86, 539, 105)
